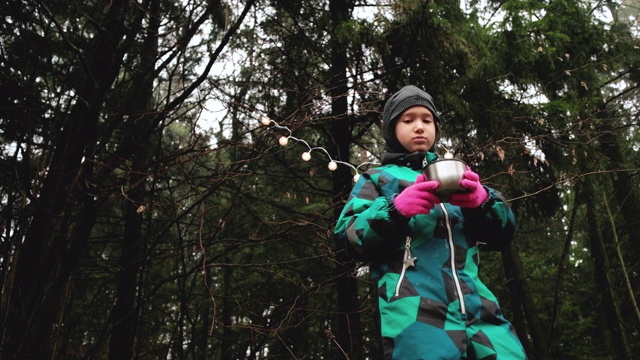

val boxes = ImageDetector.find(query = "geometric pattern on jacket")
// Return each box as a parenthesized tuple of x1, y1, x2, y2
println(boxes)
(334, 157, 527, 359)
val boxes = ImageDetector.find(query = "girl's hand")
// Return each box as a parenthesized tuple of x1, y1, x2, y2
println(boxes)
(449, 168, 488, 208)
(393, 174, 441, 217)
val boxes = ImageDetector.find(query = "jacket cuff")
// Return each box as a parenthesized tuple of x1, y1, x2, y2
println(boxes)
(462, 187, 496, 216)
(388, 195, 410, 225)
(478, 187, 496, 212)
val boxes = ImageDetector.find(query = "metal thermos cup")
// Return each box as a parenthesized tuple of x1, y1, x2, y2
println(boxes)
(423, 158, 467, 202)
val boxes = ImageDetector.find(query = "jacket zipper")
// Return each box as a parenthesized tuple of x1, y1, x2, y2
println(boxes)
(440, 203, 466, 314)
(395, 236, 415, 297)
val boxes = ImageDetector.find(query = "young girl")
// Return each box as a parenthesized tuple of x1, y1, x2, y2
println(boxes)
(334, 85, 526, 359)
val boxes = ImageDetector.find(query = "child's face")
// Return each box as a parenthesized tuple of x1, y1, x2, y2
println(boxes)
(394, 106, 436, 153)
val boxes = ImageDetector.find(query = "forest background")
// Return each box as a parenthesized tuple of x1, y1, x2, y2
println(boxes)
(1, 0, 639, 359)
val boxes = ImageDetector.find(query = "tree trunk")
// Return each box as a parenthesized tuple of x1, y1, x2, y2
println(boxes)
(601, 193, 640, 324)
(329, 0, 362, 359)
(582, 179, 632, 360)
(548, 202, 578, 349)
(1, 3, 131, 358)
(221, 259, 234, 360)
(107, 1, 159, 357)
(501, 244, 550, 360)
(596, 107, 640, 287)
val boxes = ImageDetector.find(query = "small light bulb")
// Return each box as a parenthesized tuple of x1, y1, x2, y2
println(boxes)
(301, 152, 311, 161)
(444, 152, 454, 159)
(260, 116, 271, 126)
(279, 136, 288, 146)
(328, 161, 338, 171)
(353, 173, 360, 182)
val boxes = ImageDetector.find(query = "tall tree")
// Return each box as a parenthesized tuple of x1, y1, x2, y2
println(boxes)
(0, 0, 255, 358)
(1, 1, 639, 358)
(328, 1, 364, 359)
(2, 3, 137, 356)
(107, 0, 161, 358)
(481, 0, 640, 357)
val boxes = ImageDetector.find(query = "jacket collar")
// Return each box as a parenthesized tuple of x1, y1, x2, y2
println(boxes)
(381, 151, 438, 170)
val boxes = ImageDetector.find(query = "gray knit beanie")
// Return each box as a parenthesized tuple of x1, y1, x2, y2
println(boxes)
(382, 85, 441, 153)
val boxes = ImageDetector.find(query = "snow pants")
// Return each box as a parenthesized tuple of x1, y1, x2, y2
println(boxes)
(381, 302, 527, 360)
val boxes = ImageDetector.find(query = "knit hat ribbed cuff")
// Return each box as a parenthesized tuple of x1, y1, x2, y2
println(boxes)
(388, 96, 440, 124)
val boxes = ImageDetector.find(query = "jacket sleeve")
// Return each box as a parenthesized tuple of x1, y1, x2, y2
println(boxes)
(334, 172, 408, 258)
(462, 187, 517, 251)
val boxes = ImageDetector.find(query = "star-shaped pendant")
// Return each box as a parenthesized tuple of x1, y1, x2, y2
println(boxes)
(403, 256, 417, 267)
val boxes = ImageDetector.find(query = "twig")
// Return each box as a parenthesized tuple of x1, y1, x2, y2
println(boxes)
(324, 329, 350, 359)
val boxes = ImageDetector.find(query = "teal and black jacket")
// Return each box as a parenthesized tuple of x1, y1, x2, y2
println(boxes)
(334, 152, 524, 359)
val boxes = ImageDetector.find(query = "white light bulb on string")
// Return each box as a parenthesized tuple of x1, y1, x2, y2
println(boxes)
(260, 116, 272, 126)
(260, 114, 380, 179)
(440, 144, 454, 159)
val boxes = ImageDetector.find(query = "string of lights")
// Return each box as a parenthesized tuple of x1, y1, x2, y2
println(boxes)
(259, 115, 379, 182)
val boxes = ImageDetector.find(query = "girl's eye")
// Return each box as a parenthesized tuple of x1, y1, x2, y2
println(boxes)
(402, 117, 432, 123)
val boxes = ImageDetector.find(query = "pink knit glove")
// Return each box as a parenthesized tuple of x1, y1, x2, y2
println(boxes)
(393, 174, 441, 217)
(449, 168, 489, 208)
